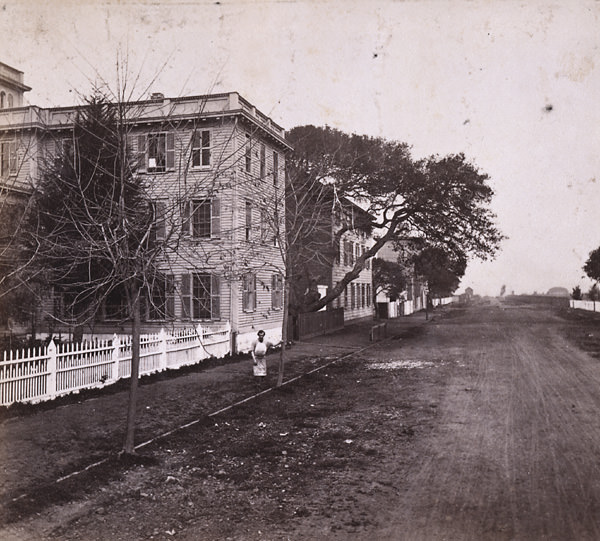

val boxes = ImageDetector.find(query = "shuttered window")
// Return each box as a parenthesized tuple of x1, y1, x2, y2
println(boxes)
(182, 198, 220, 239)
(135, 132, 175, 172)
(181, 273, 220, 320)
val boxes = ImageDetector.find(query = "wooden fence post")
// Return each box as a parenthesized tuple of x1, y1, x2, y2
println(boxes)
(159, 328, 168, 371)
(46, 339, 57, 401)
(111, 333, 120, 382)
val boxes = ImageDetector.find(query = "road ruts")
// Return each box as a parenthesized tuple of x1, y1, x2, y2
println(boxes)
(375, 304, 600, 541)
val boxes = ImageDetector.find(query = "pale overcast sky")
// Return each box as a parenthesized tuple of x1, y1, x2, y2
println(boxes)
(2, 0, 599, 296)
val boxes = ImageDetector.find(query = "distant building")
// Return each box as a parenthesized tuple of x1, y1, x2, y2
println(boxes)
(546, 287, 570, 298)
(374, 240, 427, 318)
(287, 190, 374, 323)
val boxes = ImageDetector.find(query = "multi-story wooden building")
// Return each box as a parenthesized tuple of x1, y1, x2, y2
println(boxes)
(287, 188, 374, 323)
(0, 87, 291, 352)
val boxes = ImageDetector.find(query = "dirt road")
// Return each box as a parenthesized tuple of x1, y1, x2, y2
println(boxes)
(3, 302, 600, 540)
(371, 302, 600, 540)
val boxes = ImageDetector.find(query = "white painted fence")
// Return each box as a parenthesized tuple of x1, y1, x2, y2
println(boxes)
(570, 300, 598, 312)
(0, 323, 231, 407)
(432, 297, 455, 307)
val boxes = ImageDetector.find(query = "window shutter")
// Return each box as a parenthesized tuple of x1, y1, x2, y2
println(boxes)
(156, 201, 167, 240)
(211, 275, 220, 319)
(181, 274, 191, 320)
(242, 274, 248, 311)
(137, 134, 146, 171)
(166, 275, 175, 318)
(211, 198, 221, 238)
(166, 133, 175, 170)
(181, 200, 190, 235)
(271, 275, 276, 308)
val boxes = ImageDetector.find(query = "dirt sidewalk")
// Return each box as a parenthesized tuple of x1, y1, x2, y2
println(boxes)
(0, 310, 431, 506)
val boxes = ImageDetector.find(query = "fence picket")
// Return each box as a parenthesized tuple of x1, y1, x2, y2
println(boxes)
(0, 325, 231, 406)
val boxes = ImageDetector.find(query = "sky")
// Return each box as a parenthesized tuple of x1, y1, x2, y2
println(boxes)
(2, 0, 599, 296)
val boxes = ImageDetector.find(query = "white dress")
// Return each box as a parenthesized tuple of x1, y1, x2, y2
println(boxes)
(252, 339, 269, 377)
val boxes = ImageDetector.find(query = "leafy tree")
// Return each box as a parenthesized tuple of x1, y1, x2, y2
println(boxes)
(571, 285, 582, 300)
(589, 283, 599, 302)
(413, 246, 467, 298)
(500, 284, 506, 297)
(372, 258, 408, 302)
(584, 247, 600, 284)
(286, 126, 504, 311)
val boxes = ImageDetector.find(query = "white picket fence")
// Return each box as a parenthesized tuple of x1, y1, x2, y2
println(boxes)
(570, 299, 599, 312)
(0, 323, 231, 407)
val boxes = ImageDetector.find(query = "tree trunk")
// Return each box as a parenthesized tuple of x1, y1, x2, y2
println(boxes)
(123, 287, 141, 454)
(277, 276, 291, 387)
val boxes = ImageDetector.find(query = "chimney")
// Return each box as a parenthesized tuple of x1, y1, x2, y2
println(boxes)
(150, 92, 164, 101)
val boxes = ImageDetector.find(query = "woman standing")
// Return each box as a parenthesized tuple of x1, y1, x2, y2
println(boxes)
(251, 329, 274, 379)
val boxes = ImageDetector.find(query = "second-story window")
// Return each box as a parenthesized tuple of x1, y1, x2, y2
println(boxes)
(182, 198, 221, 238)
(148, 201, 166, 244)
(260, 208, 268, 243)
(192, 130, 211, 167)
(245, 201, 252, 241)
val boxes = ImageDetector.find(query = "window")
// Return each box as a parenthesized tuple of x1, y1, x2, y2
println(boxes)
(367, 284, 371, 306)
(137, 132, 175, 172)
(149, 201, 166, 244)
(242, 272, 257, 312)
(245, 133, 251, 173)
(344, 285, 348, 308)
(260, 208, 268, 243)
(272, 274, 283, 310)
(7, 94, 13, 108)
(104, 287, 128, 321)
(54, 288, 87, 322)
(0, 141, 17, 177)
(0, 92, 4, 109)
(260, 143, 266, 178)
(343, 240, 350, 266)
(181, 273, 220, 320)
(273, 151, 279, 186)
(351, 283, 356, 309)
(192, 130, 210, 167)
(245, 201, 252, 241)
(183, 199, 220, 238)
(147, 274, 175, 320)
